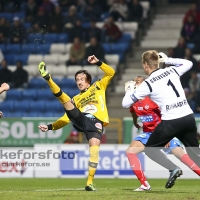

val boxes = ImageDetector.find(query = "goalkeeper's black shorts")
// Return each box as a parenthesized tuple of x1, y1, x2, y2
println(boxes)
(65, 107, 103, 141)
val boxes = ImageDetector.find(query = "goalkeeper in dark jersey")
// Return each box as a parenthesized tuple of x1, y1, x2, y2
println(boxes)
(38, 55, 115, 191)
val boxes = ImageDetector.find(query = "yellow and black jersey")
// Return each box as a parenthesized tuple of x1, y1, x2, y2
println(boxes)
(51, 62, 115, 130)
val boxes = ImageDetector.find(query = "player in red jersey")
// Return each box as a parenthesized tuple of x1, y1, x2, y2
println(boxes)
(126, 76, 200, 191)
(0, 83, 10, 118)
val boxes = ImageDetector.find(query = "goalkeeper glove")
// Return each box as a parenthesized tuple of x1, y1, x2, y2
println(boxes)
(125, 81, 137, 93)
(158, 52, 168, 63)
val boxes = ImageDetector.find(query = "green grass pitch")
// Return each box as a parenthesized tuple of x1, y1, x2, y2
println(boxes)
(0, 179, 200, 200)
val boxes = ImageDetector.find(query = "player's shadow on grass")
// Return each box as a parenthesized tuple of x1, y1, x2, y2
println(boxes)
(122, 189, 199, 194)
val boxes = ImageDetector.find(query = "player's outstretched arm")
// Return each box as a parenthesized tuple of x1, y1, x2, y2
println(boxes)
(38, 113, 70, 132)
(88, 55, 115, 90)
(131, 111, 141, 130)
(0, 83, 10, 94)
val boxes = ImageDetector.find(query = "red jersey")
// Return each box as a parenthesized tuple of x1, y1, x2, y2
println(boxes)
(130, 96, 161, 133)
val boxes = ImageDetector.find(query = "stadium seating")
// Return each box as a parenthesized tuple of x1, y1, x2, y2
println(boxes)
(6, 89, 22, 101)
(28, 55, 43, 65)
(50, 44, 66, 54)
(28, 78, 47, 89)
(14, 100, 30, 112)
(22, 89, 37, 100)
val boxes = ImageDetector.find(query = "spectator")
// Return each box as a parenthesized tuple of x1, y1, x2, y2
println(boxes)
(10, 17, 26, 44)
(64, 129, 79, 144)
(181, 15, 199, 44)
(66, 37, 85, 66)
(109, 0, 128, 21)
(49, 6, 63, 33)
(82, 0, 102, 21)
(40, 0, 55, 15)
(25, 0, 38, 23)
(0, 59, 12, 85)
(59, 0, 75, 12)
(0, 17, 10, 43)
(27, 22, 43, 34)
(83, 37, 105, 65)
(68, 19, 86, 42)
(184, 48, 198, 71)
(34, 7, 49, 33)
(189, 70, 200, 94)
(63, 5, 79, 32)
(11, 61, 28, 88)
(76, 0, 86, 13)
(173, 37, 186, 58)
(127, 0, 143, 23)
(183, 3, 200, 26)
(86, 20, 102, 42)
(102, 16, 122, 43)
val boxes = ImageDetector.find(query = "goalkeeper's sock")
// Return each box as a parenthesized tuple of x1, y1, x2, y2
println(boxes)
(47, 77, 70, 104)
(126, 153, 147, 187)
(86, 145, 99, 186)
(180, 154, 200, 176)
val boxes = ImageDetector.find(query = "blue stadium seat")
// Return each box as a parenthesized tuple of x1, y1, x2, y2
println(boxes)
(100, 12, 110, 22)
(43, 34, 58, 43)
(13, 12, 25, 19)
(22, 112, 38, 117)
(37, 112, 56, 117)
(6, 89, 22, 100)
(13, 54, 29, 65)
(117, 33, 131, 43)
(27, 33, 43, 43)
(0, 44, 6, 52)
(57, 33, 68, 43)
(14, 101, 30, 112)
(5, 44, 21, 54)
(68, 89, 80, 97)
(35, 43, 51, 54)
(59, 78, 77, 88)
(82, 22, 90, 28)
(28, 78, 47, 89)
(110, 43, 129, 54)
(45, 101, 64, 112)
(102, 44, 111, 54)
(0, 13, 13, 21)
(21, 44, 36, 54)
(37, 90, 54, 101)
(0, 101, 15, 112)
(29, 100, 46, 112)
(24, 22, 31, 30)
(4, 54, 13, 65)
(6, 112, 22, 117)
(22, 89, 37, 100)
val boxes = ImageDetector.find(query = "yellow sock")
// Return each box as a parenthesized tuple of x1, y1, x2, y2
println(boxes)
(47, 77, 70, 104)
(86, 145, 99, 186)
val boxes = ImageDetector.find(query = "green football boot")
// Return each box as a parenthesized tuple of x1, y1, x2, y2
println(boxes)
(85, 184, 97, 191)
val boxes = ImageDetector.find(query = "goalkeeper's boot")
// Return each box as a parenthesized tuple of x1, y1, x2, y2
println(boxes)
(85, 184, 97, 191)
(38, 62, 50, 80)
(133, 184, 151, 192)
(165, 168, 183, 189)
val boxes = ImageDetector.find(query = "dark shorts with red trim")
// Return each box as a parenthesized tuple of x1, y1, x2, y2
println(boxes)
(65, 107, 103, 141)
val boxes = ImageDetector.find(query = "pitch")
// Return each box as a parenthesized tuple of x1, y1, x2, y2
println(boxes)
(0, 179, 199, 200)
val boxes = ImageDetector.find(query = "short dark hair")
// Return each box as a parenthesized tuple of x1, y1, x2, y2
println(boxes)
(75, 70, 92, 84)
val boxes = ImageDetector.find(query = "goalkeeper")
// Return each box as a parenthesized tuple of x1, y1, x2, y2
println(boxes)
(38, 55, 115, 191)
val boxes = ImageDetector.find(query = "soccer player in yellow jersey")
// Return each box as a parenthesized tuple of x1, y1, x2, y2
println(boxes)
(38, 55, 115, 191)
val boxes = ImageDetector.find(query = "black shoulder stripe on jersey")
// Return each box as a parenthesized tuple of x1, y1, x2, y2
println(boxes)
(94, 83, 100, 90)
(172, 68, 180, 76)
(145, 81, 152, 92)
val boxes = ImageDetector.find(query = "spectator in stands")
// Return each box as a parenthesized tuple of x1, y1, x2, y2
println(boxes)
(10, 17, 26, 44)
(64, 129, 79, 144)
(34, 7, 49, 33)
(183, 3, 200, 26)
(49, 6, 63, 33)
(127, 0, 143, 23)
(102, 16, 122, 43)
(41, 0, 55, 15)
(181, 15, 199, 44)
(68, 19, 87, 42)
(86, 20, 102, 42)
(184, 48, 198, 71)
(66, 37, 85, 66)
(109, 0, 128, 21)
(27, 22, 43, 34)
(173, 37, 186, 59)
(63, 5, 79, 32)
(0, 17, 10, 44)
(3, 0, 21, 12)
(76, 0, 86, 13)
(189, 70, 200, 94)
(25, 0, 38, 23)
(82, 0, 102, 21)
(0, 59, 12, 85)
(83, 37, 105, 65)
(11, 61, 28, 89)
(59, 0, 75, 12)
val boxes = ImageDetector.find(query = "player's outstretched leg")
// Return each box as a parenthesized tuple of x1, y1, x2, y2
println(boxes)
(38, 62, 71, 104)
(85, 145, 99, 191)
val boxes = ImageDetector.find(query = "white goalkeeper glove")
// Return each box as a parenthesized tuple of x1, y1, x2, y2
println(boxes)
(125, 81, 137, 93)
(158, 52, 168, 63)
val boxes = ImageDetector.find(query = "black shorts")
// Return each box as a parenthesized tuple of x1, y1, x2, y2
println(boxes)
(65, 107, 103, 141)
